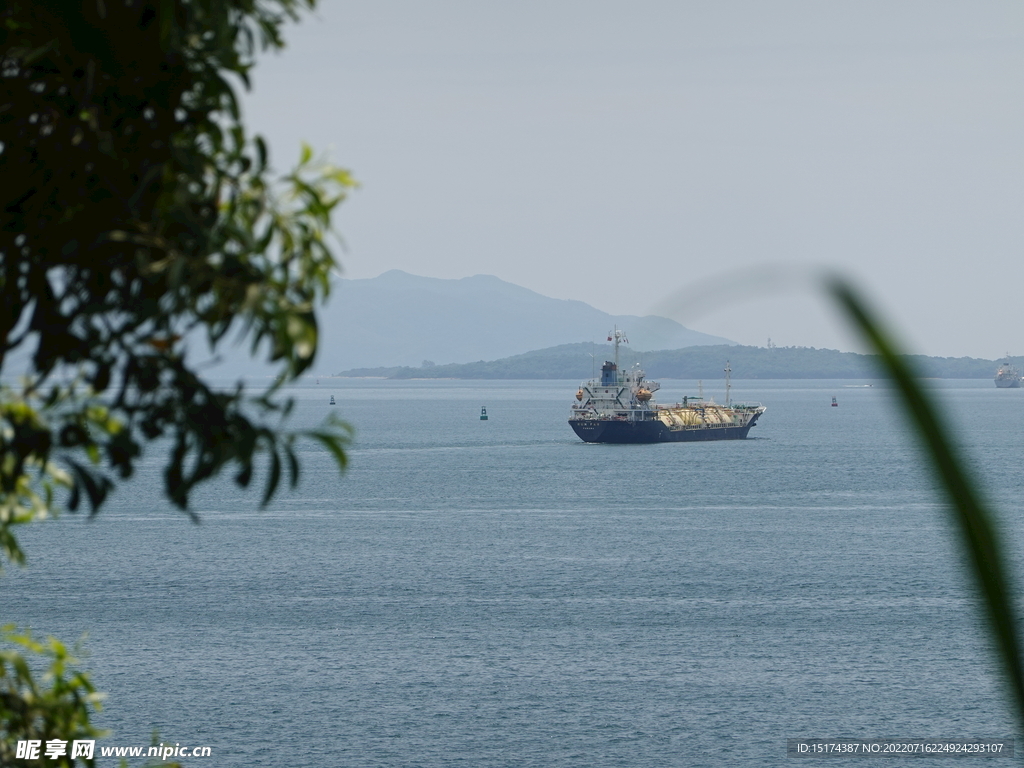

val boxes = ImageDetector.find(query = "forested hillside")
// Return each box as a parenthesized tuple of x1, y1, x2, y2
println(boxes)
(338, 343, 1008, 380)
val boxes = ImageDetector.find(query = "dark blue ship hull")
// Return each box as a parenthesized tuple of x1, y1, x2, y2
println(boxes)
(569, 417, 759, 444)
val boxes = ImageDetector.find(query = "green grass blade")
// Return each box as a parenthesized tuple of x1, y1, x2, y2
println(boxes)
(830, 277, 1024, 728)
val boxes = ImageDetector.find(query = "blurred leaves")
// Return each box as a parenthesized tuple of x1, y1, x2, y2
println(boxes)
(830, 277, 1024, 731)
(0, 626, 105, 767)
(0, 0, 353, 563)
(1, 2, 351, 758)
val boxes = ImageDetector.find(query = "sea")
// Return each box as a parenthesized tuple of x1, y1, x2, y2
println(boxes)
(4, 378, 1024, 766)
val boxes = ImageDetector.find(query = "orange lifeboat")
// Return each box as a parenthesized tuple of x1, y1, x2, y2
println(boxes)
(576, 389, 584, 401)
(636, 389, 652, 402)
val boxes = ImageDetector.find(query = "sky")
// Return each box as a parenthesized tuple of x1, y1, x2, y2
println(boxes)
(242, 1, 1024, 358)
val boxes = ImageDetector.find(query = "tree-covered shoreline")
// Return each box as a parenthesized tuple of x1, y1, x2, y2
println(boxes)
(336, 342, 1012, 380)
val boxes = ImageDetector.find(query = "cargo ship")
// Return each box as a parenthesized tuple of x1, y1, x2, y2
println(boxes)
(569, 329, 766, 443)
(994, 357, 1021, 388)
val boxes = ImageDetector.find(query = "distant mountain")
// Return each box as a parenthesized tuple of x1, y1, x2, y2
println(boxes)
(338, 342, 1007, 380)
(312, 271, 733, 373)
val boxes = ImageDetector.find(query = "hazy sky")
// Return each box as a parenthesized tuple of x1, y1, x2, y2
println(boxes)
(243, 1, 1023, 357)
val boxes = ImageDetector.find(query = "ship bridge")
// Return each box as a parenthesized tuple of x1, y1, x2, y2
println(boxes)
(574, 359, 660, 421)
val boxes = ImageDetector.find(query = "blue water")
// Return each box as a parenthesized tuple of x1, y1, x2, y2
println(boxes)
(4, 379, 1024, 766)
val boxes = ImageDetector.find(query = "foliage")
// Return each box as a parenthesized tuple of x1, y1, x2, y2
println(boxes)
(1, 0, 354, 551)
(1, 0, 351, 761)
(830, 278, 1024, 732)
(0, 626, 105, 767)
(0, 625, 185, 767)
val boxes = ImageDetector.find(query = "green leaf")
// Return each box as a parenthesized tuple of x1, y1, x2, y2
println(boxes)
(830, 277, 1024, 731)
(262, 449, 281, 508)
(305, 420, 351, 473)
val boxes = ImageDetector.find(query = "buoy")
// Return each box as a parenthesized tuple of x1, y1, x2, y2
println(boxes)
(330, 395, 336, 405)
(831, 396, 838, 407)
(480, 406, 488, 420)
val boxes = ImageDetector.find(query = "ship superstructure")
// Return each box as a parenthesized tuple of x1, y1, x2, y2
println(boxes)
(569, 329, 765, 443)
(995, 356, 1021, 388)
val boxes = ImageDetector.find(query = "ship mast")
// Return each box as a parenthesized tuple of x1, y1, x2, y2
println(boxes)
(724, 360, 732, 407)
(609, 328, 628, 380)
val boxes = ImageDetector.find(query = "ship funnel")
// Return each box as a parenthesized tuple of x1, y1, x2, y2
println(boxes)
(601, 361, 618, 386)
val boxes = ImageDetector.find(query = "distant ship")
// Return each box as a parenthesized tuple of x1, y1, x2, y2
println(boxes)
(995, 357, 1021, 388)
(569, 329, 766, 443)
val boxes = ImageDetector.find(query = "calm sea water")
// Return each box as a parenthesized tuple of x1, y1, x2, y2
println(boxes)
(5, 378, 1024, 766)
